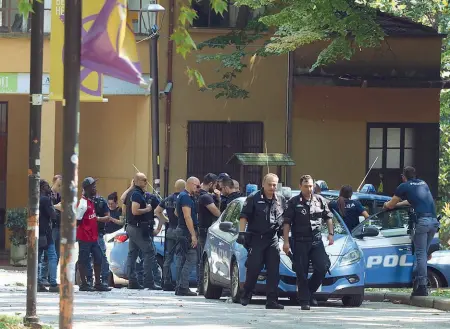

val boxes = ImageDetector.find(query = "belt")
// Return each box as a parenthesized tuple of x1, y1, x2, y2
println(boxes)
(416, 213, 435, 218)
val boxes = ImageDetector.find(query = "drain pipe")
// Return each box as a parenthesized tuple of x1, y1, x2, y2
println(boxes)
(163, 0, 175, 197)
(285, 51, 294, 185)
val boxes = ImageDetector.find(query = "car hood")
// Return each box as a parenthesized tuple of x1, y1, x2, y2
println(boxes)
(428, 250, 450, 265)
(279, 234, 349, 271)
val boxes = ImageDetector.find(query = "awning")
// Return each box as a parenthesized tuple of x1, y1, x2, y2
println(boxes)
(226, 153, 295, 166)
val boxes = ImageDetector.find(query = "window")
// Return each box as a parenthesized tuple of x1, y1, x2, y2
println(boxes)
(367, 125, 416, 169)
(192, 0, 264, 29)
(321, 214, 348, 236)
(0, 0, 21, 32)
(128, 0, 156, 34)
(361, 208, 410, 237)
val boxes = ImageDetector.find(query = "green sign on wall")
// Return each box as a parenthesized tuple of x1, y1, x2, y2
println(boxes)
(0, 73, 18, 93)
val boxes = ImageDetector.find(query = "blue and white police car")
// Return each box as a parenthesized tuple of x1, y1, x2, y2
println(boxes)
(316, 183, 450, 288)
(201, 195, 369, 307)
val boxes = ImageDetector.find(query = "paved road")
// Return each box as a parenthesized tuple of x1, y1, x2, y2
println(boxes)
(0, 270, 449, 329)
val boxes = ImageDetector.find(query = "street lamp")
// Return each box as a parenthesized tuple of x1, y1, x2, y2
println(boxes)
(141, 1, 165, 197)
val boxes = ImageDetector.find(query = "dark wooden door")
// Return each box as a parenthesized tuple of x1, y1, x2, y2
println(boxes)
(365, 124, 439, 197)
(187, 121, 264, 185)
(0, 103, 7, 250)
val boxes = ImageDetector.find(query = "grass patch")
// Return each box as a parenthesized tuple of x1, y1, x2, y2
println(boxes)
(0, 315, 53, 329)
(366, 288, 450, 298)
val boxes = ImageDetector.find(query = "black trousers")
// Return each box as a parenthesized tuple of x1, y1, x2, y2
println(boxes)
(293, 239, 330, 303)
(243, 235, 280, 303)
(197, 232, 207, 289)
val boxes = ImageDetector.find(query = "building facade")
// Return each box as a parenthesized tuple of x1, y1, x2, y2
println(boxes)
(0, 1, 444, 250)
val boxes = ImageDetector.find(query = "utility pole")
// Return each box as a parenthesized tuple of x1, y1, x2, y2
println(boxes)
(59, 0, 82, 328)
(24, 0, 44, 326)
(150, 31, 161, 197)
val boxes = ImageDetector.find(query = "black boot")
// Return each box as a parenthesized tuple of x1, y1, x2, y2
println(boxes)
(175, 288, 197, 296)
(78, 264, 95, 292)
(411, 285, 428, 297)
(94, 264, 111, 291)
(240, 292, 252, 306)
(266, 301, 285, 310)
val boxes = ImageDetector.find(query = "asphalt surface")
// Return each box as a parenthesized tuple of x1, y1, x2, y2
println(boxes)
(0, 270, 449, 328)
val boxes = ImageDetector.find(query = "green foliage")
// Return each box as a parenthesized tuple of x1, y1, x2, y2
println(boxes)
(5, 208, 28, 246)
(17, 0, 44, 20)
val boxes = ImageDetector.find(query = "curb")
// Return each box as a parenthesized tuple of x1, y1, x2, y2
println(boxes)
(364, 292, 450, 312)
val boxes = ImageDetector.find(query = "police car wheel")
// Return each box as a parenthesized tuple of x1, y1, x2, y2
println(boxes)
(427, 268, 442, 288)
(230, 261, 241, 303)
(203, 260, 222, 299)
(342, 294, 363, 307)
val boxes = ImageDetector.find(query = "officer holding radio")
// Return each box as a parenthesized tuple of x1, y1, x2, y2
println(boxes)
(282, 175, 334, 310)
(237, 173, 286, 310)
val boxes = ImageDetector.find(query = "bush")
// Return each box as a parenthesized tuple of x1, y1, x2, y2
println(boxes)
(5, 208, 28, 246)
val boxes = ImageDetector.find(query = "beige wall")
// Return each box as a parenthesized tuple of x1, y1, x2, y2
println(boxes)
(291, 86, 440, 190)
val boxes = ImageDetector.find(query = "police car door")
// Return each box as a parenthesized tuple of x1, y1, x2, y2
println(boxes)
(209, 202, 238, 284)
(354, 208, 413, 287)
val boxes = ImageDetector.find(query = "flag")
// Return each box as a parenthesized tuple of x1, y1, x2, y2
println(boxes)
(49, 0, 105, 102)
(81, 0, 148, 88)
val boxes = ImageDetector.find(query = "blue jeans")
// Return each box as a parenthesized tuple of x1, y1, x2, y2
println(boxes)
(38, 242, 57, 286)
(412, 217, 440, 286)
(86, 234, 110, 281)
(175, 228, 197, 290)
(163, 228, 178, 285)
(52, 227, 61, 262)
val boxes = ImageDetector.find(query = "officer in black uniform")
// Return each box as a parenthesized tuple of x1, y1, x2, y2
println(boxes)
(197, 173, 221, 294)
(237, 173, 286, 310)
(125, 172, 161, 290)
(219, 177, 243, 212)
(282, 175, 334, 310)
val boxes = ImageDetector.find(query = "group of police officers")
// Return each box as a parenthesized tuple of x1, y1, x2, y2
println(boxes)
(75, 164, 438, 310)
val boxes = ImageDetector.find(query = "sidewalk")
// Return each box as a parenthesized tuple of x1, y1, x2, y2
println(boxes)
(365, 291, 450, 312)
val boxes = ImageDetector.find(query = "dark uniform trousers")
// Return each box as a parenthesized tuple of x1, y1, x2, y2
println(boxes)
(244, 234, 280, 302)
(197, 229, 208, 290)
(293, 236, 330, 303)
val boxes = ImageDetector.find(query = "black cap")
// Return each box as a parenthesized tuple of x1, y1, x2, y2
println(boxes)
(82, 177, 97, 189)
(217, 173, 230, 180)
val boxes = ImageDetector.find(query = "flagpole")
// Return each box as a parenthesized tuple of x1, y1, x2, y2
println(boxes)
(60, 0, 82, 328)
(24, 0, 44, 325)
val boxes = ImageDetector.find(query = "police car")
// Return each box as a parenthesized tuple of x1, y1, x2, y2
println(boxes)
(108, 219, 197, 287)
(310, 182, 450, 288)
(202, 195, 368, 307)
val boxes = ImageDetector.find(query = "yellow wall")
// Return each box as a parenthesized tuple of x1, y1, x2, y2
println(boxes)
(291, 86, 440, 190)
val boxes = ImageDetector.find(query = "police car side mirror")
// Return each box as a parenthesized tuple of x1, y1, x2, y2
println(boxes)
(358, 225, 379, 239)
(353, 225, 379, 239)
(219, 222, 237, 234)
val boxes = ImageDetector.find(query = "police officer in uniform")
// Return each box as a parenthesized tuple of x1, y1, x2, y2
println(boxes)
(384, 166, 440, 297)
(155, 179, 186, 291)
(283, 175, 334, 310)
(237, 173, 286, 310)
(125, 172, 161, 290)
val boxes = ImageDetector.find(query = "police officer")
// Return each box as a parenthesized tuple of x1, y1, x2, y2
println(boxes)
(329, 185, 369, 232)
(219, 178, 243, 212)
(197, 173, 221, 295)
(125, 172, 161, 290)
(383, 166, 440, 297)
(155, 179, 186, 291)
(237, 173, 286, 310)
(175, 176, 200, 296)
(282, 175, 334, 310)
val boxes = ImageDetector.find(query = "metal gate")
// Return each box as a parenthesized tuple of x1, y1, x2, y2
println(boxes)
(187, 121, 263, 185)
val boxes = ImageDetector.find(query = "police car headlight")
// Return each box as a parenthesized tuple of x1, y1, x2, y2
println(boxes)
(339, 248, 361, 267)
